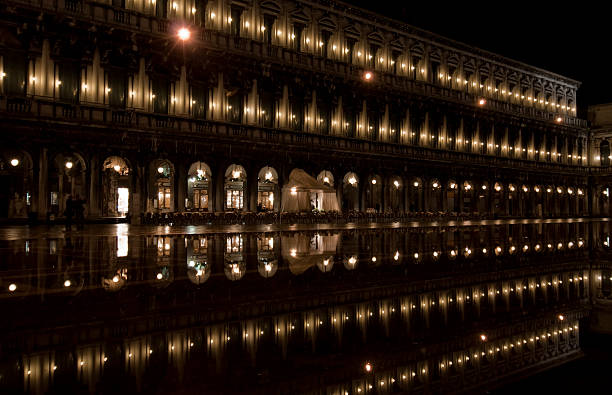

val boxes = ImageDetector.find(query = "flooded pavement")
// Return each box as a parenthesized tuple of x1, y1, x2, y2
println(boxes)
(1, 220, 611, 394)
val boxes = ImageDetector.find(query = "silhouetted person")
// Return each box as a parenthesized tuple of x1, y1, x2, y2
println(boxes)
(75, 195, 86, 230)
(64, 195, 74, 231)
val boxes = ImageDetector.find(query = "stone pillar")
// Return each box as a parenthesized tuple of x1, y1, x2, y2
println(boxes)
(88, 155, 100, 217)
(215, 166, 225, 212)
(177, 163, 186, 212)
(248, 168, 258, 212)
(37, 148, 48, 220)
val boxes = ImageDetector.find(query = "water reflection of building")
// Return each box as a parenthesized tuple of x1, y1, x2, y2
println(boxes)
(186, 236, 210, 285)
(5, 222, 612, 392)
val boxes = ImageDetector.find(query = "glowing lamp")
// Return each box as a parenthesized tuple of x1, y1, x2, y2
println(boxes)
(363, 71, 373, 81)
(65, 161, 73, 169)
(177, 27, 191, 41)
(478, 98, 486, 105)
(10, 158, 19, 167)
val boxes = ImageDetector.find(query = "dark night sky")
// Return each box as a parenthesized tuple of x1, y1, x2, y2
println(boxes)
(345, 1, 606, 117)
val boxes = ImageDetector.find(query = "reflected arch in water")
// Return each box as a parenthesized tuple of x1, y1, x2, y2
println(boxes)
(316, 257, 334, 273)
(258, 259, 278, 278)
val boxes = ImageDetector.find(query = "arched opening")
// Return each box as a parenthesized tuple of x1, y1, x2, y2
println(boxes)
(225, 164, 246, 211)
(599, 186, 610, 217)
(429, 178, 442, 212)
(187, 236, 210, 285)
(477, 182, 489, 215)
(446, 180, 459, 213)
(225, 234, 245, 281)
(507, 183, 517, 216)
(601, 141, 610, 167)
(409, 178, 423, 212)
(149, 160, 174, 213)
(0, 150, 33, 218)
(567, 186, 576, 217)
(577, 187, 585, 216)
(102, 156, 130, 217)
(533, 185, 543, 217)
(389, 177, 403, 212)
(317, 170, 334, 187)
(49, 153, 87, 218)
(462, 181, 474, 214)
(342, 172, 359, 211)
(492, 182, 504, 216)
(187, 161, 211, 211)
(257, 166, 278, 212)
(520, 184, 530, 217)
(365, 175, 382, 212)
(257, 235, 278, 278)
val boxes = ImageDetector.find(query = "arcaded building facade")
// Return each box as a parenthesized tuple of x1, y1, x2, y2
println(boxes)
(0, 0, 596, 221)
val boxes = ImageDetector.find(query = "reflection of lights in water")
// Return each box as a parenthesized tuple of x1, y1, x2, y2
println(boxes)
(232, 265, 240, 274)
(264, 263, 272, 272)
(290, 248, 297, 257)
(8, 283, 17, 292)
(394, 251, 400, 261)
(156, 273, 163, 280)
(64, 280, 71, 287)
(188, 260, 195, 267)
(268, 238, 274, 249)
(349, 256, 357, 264)
(112, 276, 119, 283)
(371, 256, 377, 262)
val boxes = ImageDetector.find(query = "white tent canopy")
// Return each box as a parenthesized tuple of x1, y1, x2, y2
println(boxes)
(281, 169, 340, 212)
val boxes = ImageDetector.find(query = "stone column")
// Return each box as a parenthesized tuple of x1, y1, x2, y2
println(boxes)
(215, 166, 225, 212)
(176, 163, 186, 212)
(248, 168, 258, 212)
(37, 148, 48, 220)
(88, 155, 100, 217)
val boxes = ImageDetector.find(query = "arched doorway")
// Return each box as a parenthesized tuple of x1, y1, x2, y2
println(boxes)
(225, 164, 246, 211)
(0, 151, 33, 218)
(429, 178, 442, 212)
(389, 176, 403, 212)
(149, 160, 174, 212)
(409, 178, 423, 212)
(507, 184, 517, 216)
(49, 153, 87, 218)
(342, 172, 359, 211)
(492, 182, 504, 216)
(365, 175, 382, 212)
(102, 156, 130, 217)
(601, 140, 610, 167)
(187, 161, 211, 211)
(477, 182, 489, 215)
(446, 180, 459, 213)
(462, 181, 474, 214)
(257, 166, 278, 212)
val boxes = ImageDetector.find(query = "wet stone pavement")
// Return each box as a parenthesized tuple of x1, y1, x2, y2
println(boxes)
(0, 220, 611, 394)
